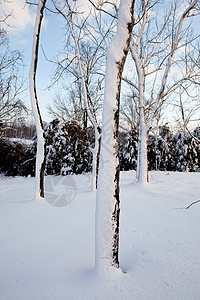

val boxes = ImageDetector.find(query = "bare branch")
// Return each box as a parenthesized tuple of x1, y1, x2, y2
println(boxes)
(87, 0, 118, 19)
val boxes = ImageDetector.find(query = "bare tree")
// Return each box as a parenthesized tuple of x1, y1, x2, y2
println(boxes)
(47, 79, 89, 127)
(29, 0, 47, 199)
(0, 25, 26, 125)
(130, 0, 200, 183)
(174, 88, 200, 142)
(50, 0, 115, 191)
(48, 41, 104, 128)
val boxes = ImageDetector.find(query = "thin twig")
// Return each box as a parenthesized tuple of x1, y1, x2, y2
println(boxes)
(185, 199, 200, 209)
(88, 0, 118, 19)
(175, 199, 200, 210)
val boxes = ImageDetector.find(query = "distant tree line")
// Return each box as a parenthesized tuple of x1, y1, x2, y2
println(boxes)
(0, 121, 36, 140)
(0, 120, 199, 177)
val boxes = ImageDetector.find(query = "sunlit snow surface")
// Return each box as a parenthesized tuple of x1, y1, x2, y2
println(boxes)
(0, 171, 200, 300)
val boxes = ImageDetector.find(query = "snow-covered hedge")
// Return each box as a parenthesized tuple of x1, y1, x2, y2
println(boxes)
(1, 121, 199, 176)
(119, 124, 200, 172)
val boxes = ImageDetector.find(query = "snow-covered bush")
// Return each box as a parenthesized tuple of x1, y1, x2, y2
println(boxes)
(185, 127, 200, 172)
(169, 133, 188, 171)
(147, 134, 156, 171)
(119, 124, 199, 173)
(119, 130, 138, 171)
(186, 135, 199, 172)
(21, 119, 92, 176)
(45, 120, 92, 175)
(156, 124, 172, 171)
(0, 138, 27, 176)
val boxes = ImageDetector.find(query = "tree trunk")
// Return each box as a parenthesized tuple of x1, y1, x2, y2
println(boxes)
(91, 129, 101, 191)
(136, 126, 148, 184)
(95, 0, 134, 274)
(95, 134, 101, 190)
(29, 0, 47, 199)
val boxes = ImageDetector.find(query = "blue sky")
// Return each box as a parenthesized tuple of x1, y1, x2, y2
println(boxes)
(2, 0, 200, 127)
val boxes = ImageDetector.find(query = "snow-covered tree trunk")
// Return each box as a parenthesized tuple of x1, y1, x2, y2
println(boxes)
(130, 32, 148, 183)
(137, 126, 148, 184)
(95, 0, 134, 274)
(91, 148, 97, 191)
(29, 0, 47, 199)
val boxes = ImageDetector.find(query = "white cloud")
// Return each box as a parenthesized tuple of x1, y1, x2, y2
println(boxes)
(1, 0, 35, 33)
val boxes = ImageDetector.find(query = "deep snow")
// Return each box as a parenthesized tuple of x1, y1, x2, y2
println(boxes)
(0, 171, 200, 300)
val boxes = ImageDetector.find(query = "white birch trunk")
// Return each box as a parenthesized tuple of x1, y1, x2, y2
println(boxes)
(29, 0, 46, 199)
(95, 0, 134, 274)
(137, 126, 148, 184)
(91, 148, 97, 191)
(130, 36, 148, 184)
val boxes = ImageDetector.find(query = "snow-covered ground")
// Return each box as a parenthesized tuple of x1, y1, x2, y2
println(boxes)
(0, 171, 200, 300)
